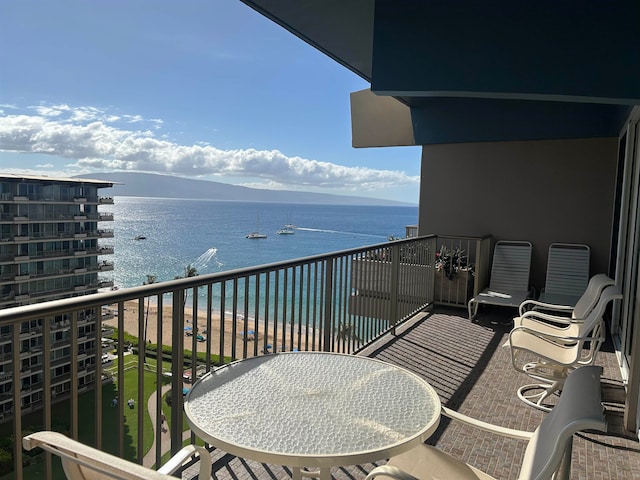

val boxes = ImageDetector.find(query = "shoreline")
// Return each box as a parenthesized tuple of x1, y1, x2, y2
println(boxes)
(103, 301, 308, 359)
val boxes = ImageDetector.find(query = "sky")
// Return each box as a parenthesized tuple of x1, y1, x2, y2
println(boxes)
(0, 1, 421, 203)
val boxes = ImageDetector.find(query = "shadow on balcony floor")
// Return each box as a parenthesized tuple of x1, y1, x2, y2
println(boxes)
(190, 306, 639, 480)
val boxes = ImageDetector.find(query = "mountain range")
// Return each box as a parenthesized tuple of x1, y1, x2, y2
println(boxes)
(75, 172, 414, 206)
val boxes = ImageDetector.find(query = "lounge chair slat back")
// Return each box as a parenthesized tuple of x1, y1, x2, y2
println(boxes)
(489, 241, 532, 292)
(539, 243, 590, 306)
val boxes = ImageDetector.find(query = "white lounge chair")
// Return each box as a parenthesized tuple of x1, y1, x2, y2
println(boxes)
(514, 273, 614, 329)
(365, 365, 606, 480)
(509, 284, 621, 411)
(468, 240, 532, 320)
(22, 431, 212, 480)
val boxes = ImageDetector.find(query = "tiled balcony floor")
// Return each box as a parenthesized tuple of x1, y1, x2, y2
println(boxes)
(190, 306, 640, 480)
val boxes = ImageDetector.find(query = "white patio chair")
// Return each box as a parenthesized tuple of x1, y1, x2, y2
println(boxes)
(365, 365, 606, 480)
(535, 243, 590, 308)
(513, 274, 615, 336)
(509, 284, 621, 411)
(22, 431, 212, 480)
(468, 240, 533, 320)
(517, 272, 613, 319)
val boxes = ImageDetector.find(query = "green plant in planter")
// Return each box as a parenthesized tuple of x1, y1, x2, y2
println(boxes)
(435, 246, 470, 280)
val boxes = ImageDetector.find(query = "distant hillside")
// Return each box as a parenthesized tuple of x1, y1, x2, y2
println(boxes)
(75, 172, 415, 206)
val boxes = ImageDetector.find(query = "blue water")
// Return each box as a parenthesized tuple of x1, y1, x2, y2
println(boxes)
(108, 197, 418, 289)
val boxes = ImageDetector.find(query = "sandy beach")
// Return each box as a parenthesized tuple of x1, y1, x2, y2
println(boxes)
(103, 301, 282, 360)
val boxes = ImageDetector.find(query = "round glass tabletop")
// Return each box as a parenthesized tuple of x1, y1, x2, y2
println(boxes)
(184, 352, 440, 468)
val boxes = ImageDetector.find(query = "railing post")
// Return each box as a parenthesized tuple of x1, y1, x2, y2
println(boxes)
(323, 259, 334, 352)
(390, 243, 401, 335)
(171, 289, 185, 456)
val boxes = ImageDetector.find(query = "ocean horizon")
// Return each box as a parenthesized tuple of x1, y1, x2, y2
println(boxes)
(105, 196, 419, 291)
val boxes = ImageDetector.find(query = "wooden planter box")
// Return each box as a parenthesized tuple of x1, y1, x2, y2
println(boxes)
(433, 269, 473, 306)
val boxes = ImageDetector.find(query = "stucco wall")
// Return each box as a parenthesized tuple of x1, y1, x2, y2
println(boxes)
(418, 137, 618, 291)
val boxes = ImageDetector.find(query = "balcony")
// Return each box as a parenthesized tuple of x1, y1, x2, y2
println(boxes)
(0, 236, 636, 479)
(97, 229, 114, 238)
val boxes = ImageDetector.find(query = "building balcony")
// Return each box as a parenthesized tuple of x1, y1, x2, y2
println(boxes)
(0, 235, 636, 479)
(97, 229, 114, 238)
(99, 196, 114, 204)
(98, 261, 114, 272)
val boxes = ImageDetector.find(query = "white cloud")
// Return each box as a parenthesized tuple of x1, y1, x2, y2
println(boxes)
(0, 104, 420, 191)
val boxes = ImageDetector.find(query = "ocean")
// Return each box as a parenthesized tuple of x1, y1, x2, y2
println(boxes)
(108, 196, 418, 290)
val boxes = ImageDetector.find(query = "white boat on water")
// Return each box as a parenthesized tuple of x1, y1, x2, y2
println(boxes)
(246, 232, 267, 239)
(276, 228, 295, 235)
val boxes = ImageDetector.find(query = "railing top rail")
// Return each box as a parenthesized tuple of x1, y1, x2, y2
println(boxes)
(435, 234, 492, 242)
(0, 235, 436, 324)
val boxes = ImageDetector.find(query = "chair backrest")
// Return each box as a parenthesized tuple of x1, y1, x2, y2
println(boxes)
(518, 365, 606, 480)
(543, 243, 590, 298)
(572, 273, 615, 320)
(577, 284, 622, 339)
(22, 431, 208, 480)
(489, 241, 532, 292)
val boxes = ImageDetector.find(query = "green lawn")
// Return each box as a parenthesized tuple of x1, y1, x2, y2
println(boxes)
(3, 355, 179, 480)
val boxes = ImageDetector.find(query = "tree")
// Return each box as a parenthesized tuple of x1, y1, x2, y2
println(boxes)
(143, 274, 157, 343)
(175, 264, 198, 280)
(175, 264, 199, 329)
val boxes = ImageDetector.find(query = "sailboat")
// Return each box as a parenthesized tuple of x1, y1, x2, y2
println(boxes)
(246, 214, 267, 239)
(246, 231, 267, 239)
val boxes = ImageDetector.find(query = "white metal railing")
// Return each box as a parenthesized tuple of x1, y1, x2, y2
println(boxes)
(0, 235, 437, 478)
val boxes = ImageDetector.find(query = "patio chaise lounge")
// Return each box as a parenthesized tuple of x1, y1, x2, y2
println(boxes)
(468, 240, 533, 320)
(530, 242, 590, 309)
(365, 365, 606, 480)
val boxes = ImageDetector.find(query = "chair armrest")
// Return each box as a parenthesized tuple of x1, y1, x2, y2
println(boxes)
(510, 324, 603, 345)
(365, 465, 420, 480)
(519, 310, 578, 326)
(441, 407, 533, 440)
(157, 445, 211, 479)
(519, 299, 573, 316)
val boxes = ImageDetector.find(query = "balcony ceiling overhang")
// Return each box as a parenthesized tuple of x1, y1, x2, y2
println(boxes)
(240, 0, 640, 144)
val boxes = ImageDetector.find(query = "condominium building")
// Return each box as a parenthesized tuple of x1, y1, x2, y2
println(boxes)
(0, 174, 114, 417)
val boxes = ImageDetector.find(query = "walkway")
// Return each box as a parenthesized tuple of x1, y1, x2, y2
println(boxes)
(143, 384, 190, 468)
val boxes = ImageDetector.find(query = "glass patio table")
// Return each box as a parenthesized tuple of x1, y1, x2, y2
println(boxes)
(184, 352, 441, 480)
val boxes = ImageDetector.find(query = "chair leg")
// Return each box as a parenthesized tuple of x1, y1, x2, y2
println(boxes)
(468, 300, 477, 320)
(517, 380, 563, 412)
(517, 361, 569, 411)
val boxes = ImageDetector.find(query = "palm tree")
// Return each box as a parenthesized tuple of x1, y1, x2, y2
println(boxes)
(143, 274, 157, 343)
(175, 264, 198, 330)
